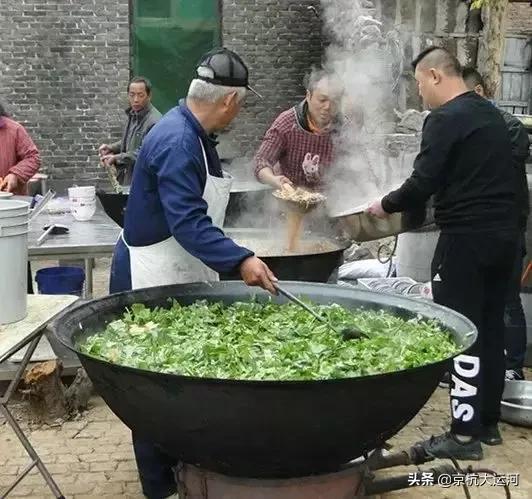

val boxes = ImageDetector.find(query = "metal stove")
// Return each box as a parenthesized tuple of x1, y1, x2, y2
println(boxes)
(173, 446, 460, 499)
(176, 463, 365, 499)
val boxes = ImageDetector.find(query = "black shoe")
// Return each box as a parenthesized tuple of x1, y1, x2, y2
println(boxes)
(416, 432, 483, 461)
(505, 369, 524, 381)
(480, 425, 502, 446)
(439, 372, 451, 388)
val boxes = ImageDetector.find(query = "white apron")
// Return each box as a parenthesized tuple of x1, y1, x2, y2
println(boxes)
(122, 138, 232, 289)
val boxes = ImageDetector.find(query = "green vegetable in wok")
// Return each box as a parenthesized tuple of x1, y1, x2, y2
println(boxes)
(79, 300, 459, 381)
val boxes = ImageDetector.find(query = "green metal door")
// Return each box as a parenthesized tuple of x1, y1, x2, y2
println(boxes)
(131, 0, 221, 113)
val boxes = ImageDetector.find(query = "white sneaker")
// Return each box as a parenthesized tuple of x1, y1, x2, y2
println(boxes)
(438, 372, 451, 388)
(505, 369, 524, 381)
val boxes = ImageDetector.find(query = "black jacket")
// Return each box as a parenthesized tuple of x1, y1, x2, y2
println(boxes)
(382, 92, 517, 234)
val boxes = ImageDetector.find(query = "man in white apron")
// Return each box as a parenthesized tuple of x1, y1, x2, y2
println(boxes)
(109, 48, 276, 498)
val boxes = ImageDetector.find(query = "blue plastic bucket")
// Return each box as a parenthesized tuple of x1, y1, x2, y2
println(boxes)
(35, 266, 85, 296)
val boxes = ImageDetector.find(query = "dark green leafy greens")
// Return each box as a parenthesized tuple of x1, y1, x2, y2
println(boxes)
(79, 300, 459, 381)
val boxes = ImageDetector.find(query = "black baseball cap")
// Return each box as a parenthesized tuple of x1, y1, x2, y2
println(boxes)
(195, 47, 262, 98)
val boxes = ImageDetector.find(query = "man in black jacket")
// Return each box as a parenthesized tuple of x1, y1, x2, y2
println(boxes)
(463, 67, 530, 382)
(367, 47, 518, 460)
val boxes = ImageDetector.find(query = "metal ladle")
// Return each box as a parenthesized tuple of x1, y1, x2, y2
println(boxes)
(274, 284, 367, 341)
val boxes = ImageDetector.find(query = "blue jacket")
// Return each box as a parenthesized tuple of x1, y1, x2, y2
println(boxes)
(121, 102, 253, 274)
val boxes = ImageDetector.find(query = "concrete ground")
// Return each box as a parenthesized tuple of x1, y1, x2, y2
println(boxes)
(1, 258, 531, 498)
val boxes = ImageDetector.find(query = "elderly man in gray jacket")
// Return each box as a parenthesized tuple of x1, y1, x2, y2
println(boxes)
(99, 76, 161, 185)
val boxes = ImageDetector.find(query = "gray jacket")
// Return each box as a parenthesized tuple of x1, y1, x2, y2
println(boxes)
(110, 103, 162, 185)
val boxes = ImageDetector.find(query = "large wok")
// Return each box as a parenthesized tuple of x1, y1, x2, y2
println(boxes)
(96, 190, 128, 227)
(221, 228, 349, 282)
(96, 177, 272, 229)
(52, 281, 476, 478)
(224, 178, 272, 227)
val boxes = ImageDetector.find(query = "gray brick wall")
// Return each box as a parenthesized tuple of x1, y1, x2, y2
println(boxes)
(0, 0, 130, 191)
(219, 0, 323, 159)
(1, 0, 504, 185)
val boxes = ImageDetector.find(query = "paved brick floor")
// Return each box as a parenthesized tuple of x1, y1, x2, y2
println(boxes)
(1, 258, 529, 498)
(2, 388, 531, 498)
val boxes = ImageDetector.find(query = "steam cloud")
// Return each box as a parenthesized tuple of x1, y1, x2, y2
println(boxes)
(225, 0, 422, 245)
(320, 0, 419, 216)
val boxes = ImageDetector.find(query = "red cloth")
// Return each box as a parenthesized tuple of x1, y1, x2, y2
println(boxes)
(254, 106, 333, 189)
(0, 117, 41, 194)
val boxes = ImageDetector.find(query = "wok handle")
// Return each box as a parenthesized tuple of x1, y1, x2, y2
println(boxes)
(274, 284, 326, 324)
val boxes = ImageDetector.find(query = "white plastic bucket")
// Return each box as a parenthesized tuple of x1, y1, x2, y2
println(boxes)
(68, 186, 96, 198)
(68, 186, 96, 221)
(70, 199, 96, 221)
(0, 200, 29, 325)
(396, 227, 440, 283)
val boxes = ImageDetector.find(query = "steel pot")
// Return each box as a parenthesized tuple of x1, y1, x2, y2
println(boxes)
(500, 380, 532, 427)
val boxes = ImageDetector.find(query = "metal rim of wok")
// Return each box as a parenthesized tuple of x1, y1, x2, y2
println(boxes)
(229, 179, 273, 193)
(327, 202, 370, 218)
(53, 281, 476, 386)
(225, 228, 350, 258)
(51, 281, 477, 478)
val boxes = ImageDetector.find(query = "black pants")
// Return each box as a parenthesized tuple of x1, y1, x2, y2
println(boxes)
(431, 232, 516, 437)
(504, 233, 527, 371)
(132, 433, 178, 499)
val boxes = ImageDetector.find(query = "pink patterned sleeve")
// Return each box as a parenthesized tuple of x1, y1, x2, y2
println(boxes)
(254, 119, 287, 179)
(10, 125, 41, 182)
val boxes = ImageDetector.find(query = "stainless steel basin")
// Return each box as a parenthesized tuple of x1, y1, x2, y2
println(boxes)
(500, 380, 532, 427)
(330, 205, 435, 242)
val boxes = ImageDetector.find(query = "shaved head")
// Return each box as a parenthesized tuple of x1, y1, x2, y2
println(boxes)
(412, 47, 462, 77)
(411, 46, 467, 109)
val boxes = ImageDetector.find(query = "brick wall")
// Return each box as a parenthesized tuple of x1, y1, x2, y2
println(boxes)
(0, 0, 130, 190)
(3, 0, 519, 185)
(220, 0, 323, 159)
(0, 0, 322, 183)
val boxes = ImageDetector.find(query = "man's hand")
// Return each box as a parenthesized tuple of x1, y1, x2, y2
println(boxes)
(366, 199, 389, 219)
(101, 154, 118, 167)
(98, 144, 112, 158)
(239, 256, 278, 295)
(0, 173, 19, 193)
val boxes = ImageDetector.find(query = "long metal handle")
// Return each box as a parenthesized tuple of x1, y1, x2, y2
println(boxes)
(274, 284, 326, 324)
(36, 224, 55, 246)
(29, 189, 56, 221)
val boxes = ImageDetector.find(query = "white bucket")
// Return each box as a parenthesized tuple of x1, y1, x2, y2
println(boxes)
(0, 200, 29, 325)
(68, 186, 96, 198)
(396, 227, 440, 283)
(68, 186, 96, 221)
(70, 199, 96, 221)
